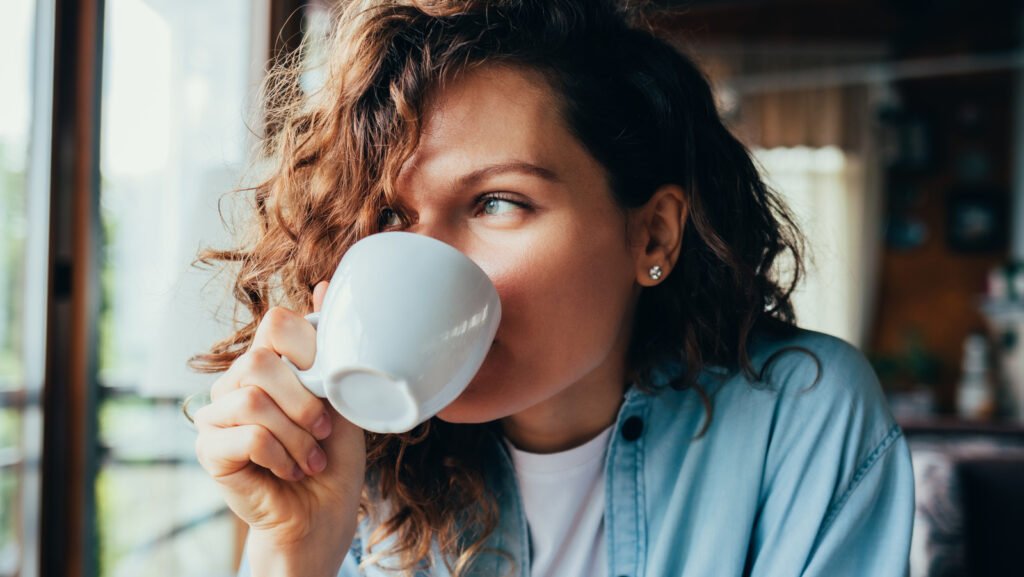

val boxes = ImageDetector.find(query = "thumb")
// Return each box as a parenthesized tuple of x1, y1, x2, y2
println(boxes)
(314, 409, 366, 516)
(312, 280, 329, 313)
(319, 388, 367, 494)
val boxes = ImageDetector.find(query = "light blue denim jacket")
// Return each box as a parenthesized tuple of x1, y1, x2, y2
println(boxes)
(240, 328, 915, 576)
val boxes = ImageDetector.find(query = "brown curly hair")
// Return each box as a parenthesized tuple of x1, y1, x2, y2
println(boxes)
(189, 0, 808, 574)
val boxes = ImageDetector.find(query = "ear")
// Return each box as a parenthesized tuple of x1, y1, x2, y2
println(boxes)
(629, 184, 687, 287)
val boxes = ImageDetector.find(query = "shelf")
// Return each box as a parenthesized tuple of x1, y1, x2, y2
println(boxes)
(898, 416, 1024, 436)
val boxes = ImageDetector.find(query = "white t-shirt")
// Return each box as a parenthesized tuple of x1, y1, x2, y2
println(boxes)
(503, 425, 614, 577)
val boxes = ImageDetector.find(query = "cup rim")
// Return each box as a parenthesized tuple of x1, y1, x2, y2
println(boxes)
(355, 231, 493, 279)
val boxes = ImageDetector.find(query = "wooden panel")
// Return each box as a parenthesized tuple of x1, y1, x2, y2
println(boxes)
(869, 71, 1014, 411)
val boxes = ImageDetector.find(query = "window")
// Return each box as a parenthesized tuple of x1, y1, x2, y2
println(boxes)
(0, 0, 53, 575)
(753, 146, 867, 345)
(96, 0, 265, 575)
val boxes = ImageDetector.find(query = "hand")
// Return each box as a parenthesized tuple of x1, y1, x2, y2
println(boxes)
(193, 281, 365, 572)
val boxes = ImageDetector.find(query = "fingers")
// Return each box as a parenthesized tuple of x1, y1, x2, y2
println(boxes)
(196, 281, 335, 484)
(194, 384, 328, 478)
(210, 346, 332, 440)
(251, 305, 318, 370)
(195, 424, 304, 482)
(312, 280, 329, 313)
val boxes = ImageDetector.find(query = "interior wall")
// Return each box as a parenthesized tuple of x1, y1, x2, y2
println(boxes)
(655, 0, 1022, 412)
(870, 71, 1014, 410)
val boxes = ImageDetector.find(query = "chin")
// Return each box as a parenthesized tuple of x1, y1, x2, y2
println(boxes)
(434, 342, 504, 422)
(435, 381, 503, 424)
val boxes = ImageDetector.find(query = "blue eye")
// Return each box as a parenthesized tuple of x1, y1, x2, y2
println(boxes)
(480, 195, 525, 216)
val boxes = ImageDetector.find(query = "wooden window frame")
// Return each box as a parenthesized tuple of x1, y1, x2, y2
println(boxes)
(39, 0, 104, 575)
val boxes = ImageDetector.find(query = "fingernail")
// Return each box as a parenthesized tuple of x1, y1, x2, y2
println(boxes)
(291, 464, 305, 481)
(307, 446, 327, 474)
(312, 411, 332, 440)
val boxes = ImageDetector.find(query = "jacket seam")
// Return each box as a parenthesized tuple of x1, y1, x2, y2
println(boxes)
(819, 422, 903, 533)
(634, 400, 651, 577)
(607, 411, 622, 574)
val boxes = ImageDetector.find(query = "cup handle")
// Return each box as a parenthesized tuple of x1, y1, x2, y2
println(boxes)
(280, 311, 326, 398)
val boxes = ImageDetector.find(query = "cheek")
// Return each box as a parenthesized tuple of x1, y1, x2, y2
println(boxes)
(456, 223, 636, 409)
(520, 235, 634, 345)
(481, 231, 632, 343)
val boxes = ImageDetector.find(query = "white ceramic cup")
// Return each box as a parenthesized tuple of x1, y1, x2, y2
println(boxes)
(280, 231, 501, 434)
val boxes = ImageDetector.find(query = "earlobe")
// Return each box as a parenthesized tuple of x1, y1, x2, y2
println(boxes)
(635, 184, 686, 286)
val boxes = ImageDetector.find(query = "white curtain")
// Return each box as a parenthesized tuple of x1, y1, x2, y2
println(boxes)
(692, 43, 887, 348)
(753, 145, 882, 347)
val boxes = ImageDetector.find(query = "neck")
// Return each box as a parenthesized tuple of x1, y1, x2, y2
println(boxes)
(500, 379, 627, 454)
(500, 288, 640, 454)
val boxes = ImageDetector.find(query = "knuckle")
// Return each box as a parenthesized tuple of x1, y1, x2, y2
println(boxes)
(262, 306, 296, 335)
(298, 401, 325, 429)
(246, 426, 274, 455)
(238, 385, 268, 414)
(211, 361, 243, 399)
(233, 351, 259, 375)
(246, 347, 279, 372)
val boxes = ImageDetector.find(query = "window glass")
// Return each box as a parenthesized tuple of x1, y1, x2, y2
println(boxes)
(97, 1, 260, 574)
(0, 0, 52, 575)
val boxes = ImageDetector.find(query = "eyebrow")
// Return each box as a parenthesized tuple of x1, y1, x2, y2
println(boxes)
(454, 161, 562, 190)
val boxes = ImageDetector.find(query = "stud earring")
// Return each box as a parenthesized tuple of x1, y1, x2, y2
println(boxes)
(648, 264, 663, 281)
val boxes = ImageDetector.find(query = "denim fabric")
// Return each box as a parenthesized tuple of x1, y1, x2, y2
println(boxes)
(239, 328, 915, 577)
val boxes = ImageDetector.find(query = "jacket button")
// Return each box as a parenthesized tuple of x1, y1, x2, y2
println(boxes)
(621, 416, 644, 441)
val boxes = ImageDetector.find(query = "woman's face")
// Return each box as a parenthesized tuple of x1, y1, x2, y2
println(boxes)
(385, 64, 643, 424)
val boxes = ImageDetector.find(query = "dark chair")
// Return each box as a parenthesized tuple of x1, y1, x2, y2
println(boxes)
(958, 457, 1024, 577)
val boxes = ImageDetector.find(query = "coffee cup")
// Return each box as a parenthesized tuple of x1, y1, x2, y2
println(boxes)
(280, 231, 501, 434)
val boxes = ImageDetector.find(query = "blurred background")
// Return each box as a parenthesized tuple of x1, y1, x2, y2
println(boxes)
(1, 0, 1022, 576)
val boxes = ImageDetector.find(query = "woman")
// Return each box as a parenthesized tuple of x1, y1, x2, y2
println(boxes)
(189, 1, 915, 576)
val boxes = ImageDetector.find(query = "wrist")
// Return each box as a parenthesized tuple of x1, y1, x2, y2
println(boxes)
(247, 528, 352, 577)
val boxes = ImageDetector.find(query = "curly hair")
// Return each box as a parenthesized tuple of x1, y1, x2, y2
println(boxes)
(189, 0, 808, 574)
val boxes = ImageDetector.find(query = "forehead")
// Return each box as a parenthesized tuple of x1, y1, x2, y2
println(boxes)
(395, 65, 578, 188)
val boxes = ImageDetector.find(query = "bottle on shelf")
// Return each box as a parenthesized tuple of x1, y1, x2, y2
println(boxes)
(956, 332, 995, 420)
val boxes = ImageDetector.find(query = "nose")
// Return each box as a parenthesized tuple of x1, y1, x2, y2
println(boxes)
(404, 219, 491, 274)
(406, 220, 464, 254)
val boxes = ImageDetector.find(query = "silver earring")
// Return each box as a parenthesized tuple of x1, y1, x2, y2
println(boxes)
(648, 265, 663, 281)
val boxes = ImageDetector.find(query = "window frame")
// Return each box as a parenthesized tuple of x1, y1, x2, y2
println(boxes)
(39, 0, 104, 575)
